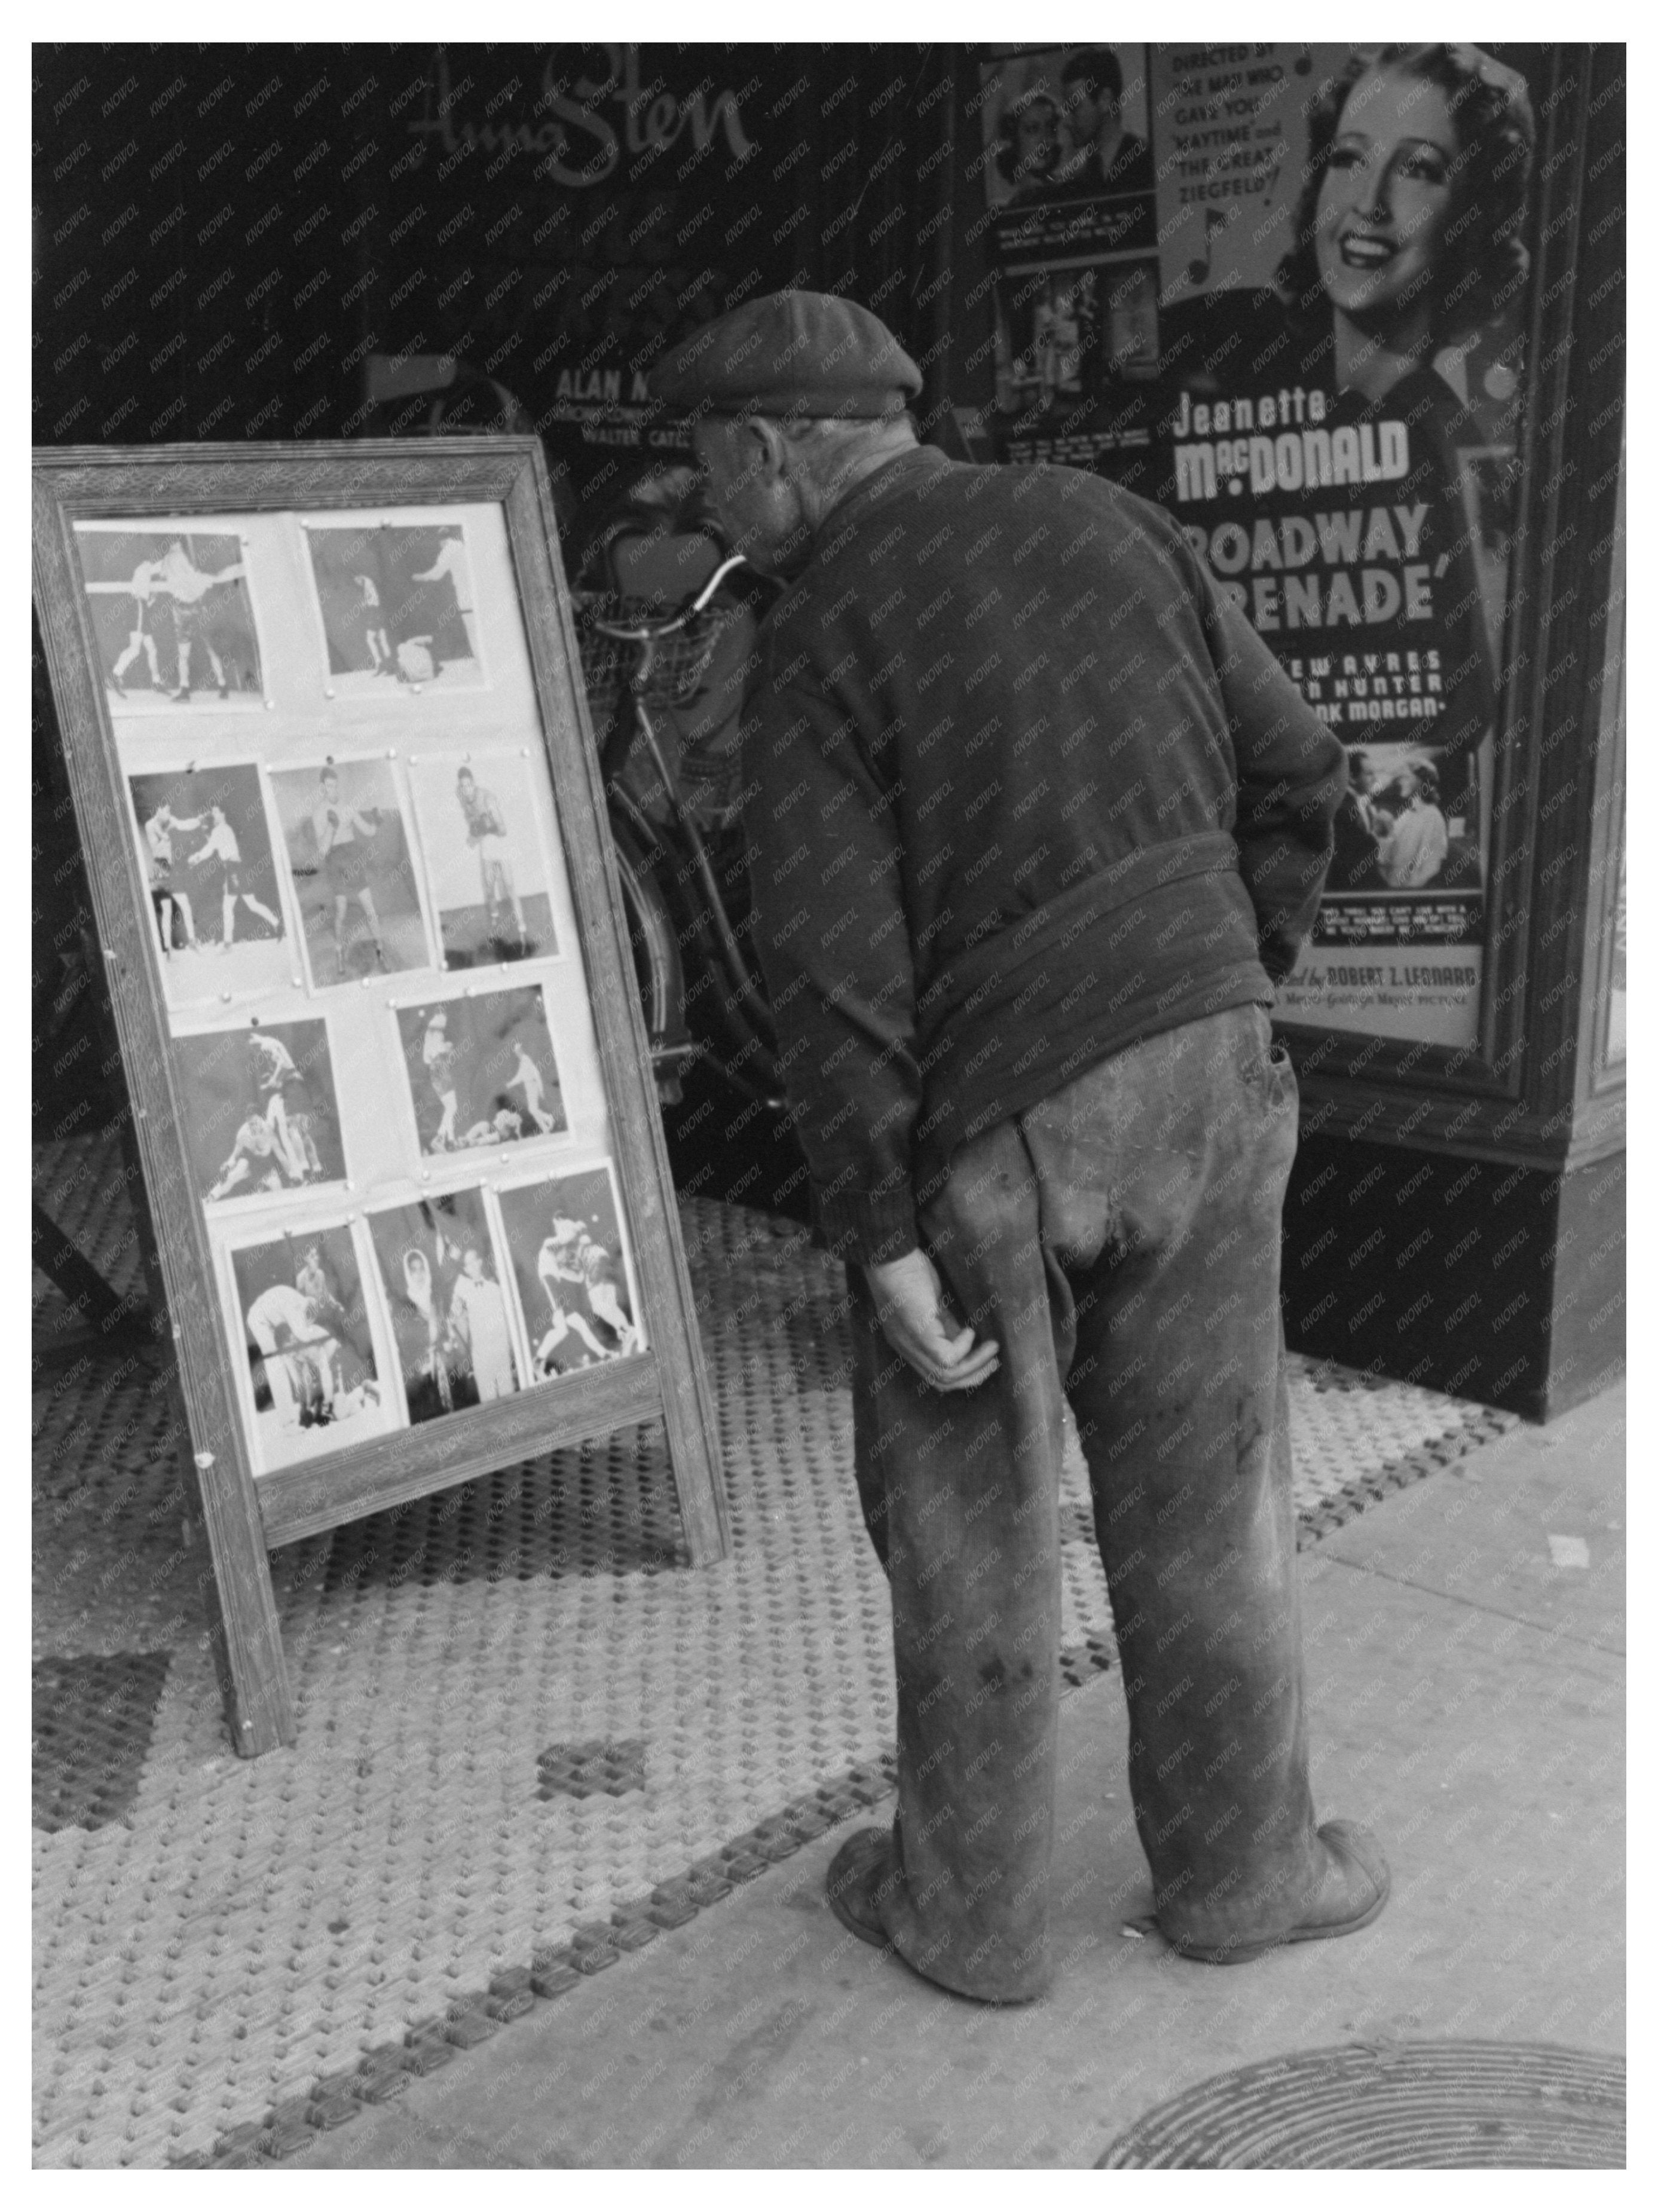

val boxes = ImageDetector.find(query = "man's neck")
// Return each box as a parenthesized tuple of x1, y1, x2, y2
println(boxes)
(810, 431, 922, 529)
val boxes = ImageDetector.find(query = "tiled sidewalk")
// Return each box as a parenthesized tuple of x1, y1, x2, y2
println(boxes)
(33, 1140, 1515, 2167)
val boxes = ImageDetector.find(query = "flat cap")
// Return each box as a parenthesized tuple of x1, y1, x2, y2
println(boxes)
(647, 290, 923, 420)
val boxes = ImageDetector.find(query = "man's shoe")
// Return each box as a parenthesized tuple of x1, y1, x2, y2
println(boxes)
(1163, 1820, 1391, 1965)
(825, 1826, 899, 1950)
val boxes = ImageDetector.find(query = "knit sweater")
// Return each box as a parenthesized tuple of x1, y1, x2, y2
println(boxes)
(741, 445, 1346, 1266)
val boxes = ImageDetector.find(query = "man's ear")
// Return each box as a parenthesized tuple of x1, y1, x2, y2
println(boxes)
(745, 418, 791, 484)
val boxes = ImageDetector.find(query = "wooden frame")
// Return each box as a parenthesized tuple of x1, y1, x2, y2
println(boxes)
(33, 437, 730, 1757)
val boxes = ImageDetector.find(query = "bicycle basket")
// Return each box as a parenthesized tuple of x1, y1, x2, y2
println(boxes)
(576, 595, 742, 711)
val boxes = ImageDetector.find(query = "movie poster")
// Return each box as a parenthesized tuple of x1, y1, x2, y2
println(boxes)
(977, 45, 1162, 473)
(978, 42, 1538, 1046)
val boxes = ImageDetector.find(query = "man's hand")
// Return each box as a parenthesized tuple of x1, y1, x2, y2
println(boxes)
(865, 1249, 1000, 1393)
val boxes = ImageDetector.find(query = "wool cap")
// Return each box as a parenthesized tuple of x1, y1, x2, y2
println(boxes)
(647, 290, 923, 420)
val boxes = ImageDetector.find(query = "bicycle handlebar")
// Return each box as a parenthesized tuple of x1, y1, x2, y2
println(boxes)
(582, 552, 750, 642)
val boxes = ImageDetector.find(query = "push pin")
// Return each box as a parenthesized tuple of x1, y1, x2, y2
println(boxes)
(194, 1452, 215, 1472)
(324, 687, 336, 700)
(386, 748, 396, 760)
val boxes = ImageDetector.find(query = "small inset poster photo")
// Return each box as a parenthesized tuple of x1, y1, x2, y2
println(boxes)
(364, 1186, 522, 1424)
(394, 983, 567, 1157)
(495, 1164, 644, 1381)
(75, 524, 265, 710)
(227, 1220, 397, 1472)
(175, 1018, 347, 1206)
(303, 518, 483, 693)
(407, 755, 561, 969)
(267, 758, 435, 988)
(128, 763, 292, 1006)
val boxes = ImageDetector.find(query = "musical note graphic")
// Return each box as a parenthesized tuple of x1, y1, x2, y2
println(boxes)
(1185, 207, 1226, 288)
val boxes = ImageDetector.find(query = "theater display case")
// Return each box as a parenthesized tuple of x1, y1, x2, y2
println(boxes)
(907, 42, 1625, 1414)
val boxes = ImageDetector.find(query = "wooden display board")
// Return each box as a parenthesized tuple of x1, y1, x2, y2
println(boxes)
(32, 438, 730, 1755)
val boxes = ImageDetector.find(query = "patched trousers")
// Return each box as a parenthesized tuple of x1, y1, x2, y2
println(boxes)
(848, 1003, 1321, 2000)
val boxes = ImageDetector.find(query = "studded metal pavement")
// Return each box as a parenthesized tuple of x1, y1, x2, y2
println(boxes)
(33, 1130, 1518, 2167)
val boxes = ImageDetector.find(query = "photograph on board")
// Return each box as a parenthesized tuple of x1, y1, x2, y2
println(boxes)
(394, 984, 567, 1157)
(228, 1223, 393, 1470)
(267, 759, 433, 987)
(127, 763, 291, 1004)
(1323, 744, 1478, 898)
(496, 1166, 642, 1379)
(365, 1187, 520, 1422)
(174, 1018, 347, 1205)
(408, 754, 560, 968)
(75, 525, 264, 709)
(303, 519, 483, 692)
(978, 48, 1160, 421)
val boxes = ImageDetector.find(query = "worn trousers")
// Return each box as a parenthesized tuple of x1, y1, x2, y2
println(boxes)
(848, 1004, 1321, 2000)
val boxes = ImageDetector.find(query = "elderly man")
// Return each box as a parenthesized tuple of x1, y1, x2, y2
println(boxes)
(649, 292, 1387, 2002)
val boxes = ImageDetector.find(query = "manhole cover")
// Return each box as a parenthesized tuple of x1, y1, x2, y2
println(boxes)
(1097, 2041, 1625, 2168)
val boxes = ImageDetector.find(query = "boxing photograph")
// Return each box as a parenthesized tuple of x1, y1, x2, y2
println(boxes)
(76, 524, 264, 709)
(364, 1187, 522, 1424)
(394, 983, 567, 1158)
(495, 1165, 642, 1381)
(408, 754, 560, 969)
(227, 1222, 394, 1471)
(174, 1018, 347, 1207)
(303, 518, 484, 693)
(268, 758, 435, 987)
(126, 763, 291, 1005)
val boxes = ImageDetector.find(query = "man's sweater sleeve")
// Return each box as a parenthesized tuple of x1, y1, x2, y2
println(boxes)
(742, 647, 923, 1268)
(1192, 552, 1348, 982)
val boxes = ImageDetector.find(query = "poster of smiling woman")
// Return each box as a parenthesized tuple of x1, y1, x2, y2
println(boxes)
(1142, 45, 1538, 1046)
(980, 43, 1538, 1048)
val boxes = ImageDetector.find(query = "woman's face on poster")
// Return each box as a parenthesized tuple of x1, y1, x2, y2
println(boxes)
(1315, 68, 1459, 331)
(1013, 98, 1064, 182)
